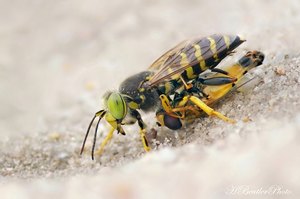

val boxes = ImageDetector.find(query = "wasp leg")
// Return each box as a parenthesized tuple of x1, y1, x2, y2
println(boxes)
(209, 68, 238, 83)
(93, 112, 126, 157)
(197, 76, 237, 86)
(171, 105, 201, 117)
(187, 96, 236, 123)
(160, 90, 234, 123)
(180, 76, 193, 90)
(211, 68, 230, 75)
(105, 112, 126, 135)
(95, 127, 114, 156)
(130, 109, 151, 152)
(159, 93, 201, 119)
(172, 95, 196, 118)
(159, 94, 184, 119)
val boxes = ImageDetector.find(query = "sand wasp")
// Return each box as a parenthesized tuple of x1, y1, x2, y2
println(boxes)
(156, 50, 265, 130)
(80, 34, 245, 159)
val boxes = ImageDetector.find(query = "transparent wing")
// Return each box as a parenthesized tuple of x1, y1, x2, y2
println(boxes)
(148, 34, 242, 87)
(148, 39, 190, 71)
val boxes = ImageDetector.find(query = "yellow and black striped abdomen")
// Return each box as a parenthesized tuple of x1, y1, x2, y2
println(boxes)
(181, 34, 245, 81)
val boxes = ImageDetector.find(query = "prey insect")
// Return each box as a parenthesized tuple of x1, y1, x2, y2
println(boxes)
(156, 50, 265, 130)
(80, 34, 245, 159)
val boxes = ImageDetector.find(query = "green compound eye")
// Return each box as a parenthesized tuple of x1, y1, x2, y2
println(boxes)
(107, 92, 127, 120)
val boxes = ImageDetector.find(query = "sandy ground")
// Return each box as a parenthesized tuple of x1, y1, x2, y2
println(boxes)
(1, 0, 300, 198)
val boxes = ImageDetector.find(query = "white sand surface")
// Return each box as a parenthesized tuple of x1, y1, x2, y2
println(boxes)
(1, 0, 300, 198)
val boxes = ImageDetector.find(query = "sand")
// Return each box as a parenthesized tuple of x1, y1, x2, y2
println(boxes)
(1, 0, 300, 198)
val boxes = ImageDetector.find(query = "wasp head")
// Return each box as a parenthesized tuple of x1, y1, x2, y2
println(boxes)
(239, 50, 265, 68)
(104, 92, 128, 121)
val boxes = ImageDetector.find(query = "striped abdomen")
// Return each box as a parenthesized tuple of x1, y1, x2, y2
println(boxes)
(180, 35, 245, 80)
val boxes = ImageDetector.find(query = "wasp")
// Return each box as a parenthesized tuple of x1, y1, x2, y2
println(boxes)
(80, 34, 245, 159)
(156, 50, 265, 130)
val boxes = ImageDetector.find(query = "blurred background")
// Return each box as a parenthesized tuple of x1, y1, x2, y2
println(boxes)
(1, 0, 299, 138)
(1, 0, 300, 198)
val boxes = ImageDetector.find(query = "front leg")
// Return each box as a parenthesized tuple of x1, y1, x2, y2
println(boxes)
(94, 113, 126, 157)
(129, 109, 151, 152)
(105, 112, 126, 135)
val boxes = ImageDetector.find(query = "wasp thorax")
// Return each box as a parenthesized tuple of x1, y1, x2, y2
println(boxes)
(106, 92, 127, 120)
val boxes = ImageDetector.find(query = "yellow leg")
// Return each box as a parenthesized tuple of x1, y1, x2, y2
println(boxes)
(189, 96, 236, 123)
(172, 105, 201, 117)
(95, 127, 114, 156)
(128, 109, 151, 152)
(159, 94, 173, 113)
(180, 76, 193, 90)
(159, 94, 200, 119)
(140, 129, 151, 152)
(159, 94, 183, 118)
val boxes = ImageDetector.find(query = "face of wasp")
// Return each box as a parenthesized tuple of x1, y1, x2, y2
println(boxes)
(105, 92, 127, 121)
(240, 51, 265, 68)
(251, 50, 265, 66)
